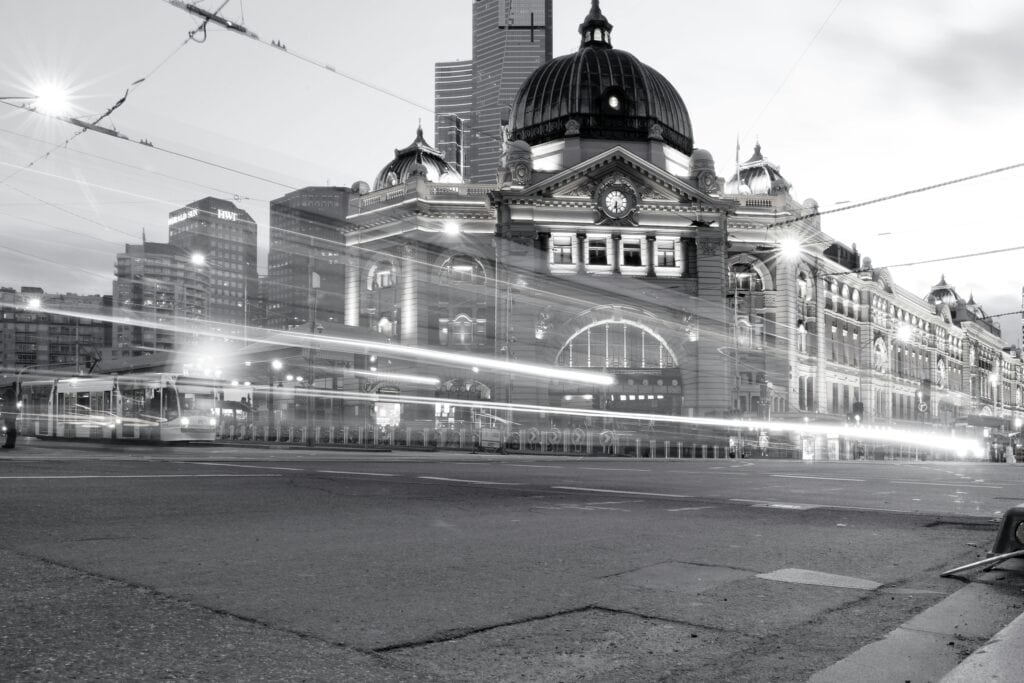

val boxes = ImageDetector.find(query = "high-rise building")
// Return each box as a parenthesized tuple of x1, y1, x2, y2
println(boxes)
(112, 242, 208, 357)
(266, 187, 352, 330)
(167, 197, 258, 331)
(434, 60, 474, 176)
(0, 287, 111, 374)
(434, 0, 551, 184)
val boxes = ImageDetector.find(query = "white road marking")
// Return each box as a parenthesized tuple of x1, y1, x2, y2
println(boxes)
(667, 506, 715, 512)
(753, 502, 821, 510)
(891, 480, 1001, 489)
(194, 463, 305, 471)
(553, 486, 691, 499)
(505, 464, 563, 469)
(581, 467, 650, 472)
(418, 476, 520, 486)
(731, 498, 907, 514)
(0, 474, 281, 480)
(770, 474, 865, 482)
(317, 470, 396, 477)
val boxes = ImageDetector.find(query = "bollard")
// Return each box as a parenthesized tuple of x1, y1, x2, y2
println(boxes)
(700, 444, 707, 459)
(635, 438, 641, 458)
(664, 440, 670, 458)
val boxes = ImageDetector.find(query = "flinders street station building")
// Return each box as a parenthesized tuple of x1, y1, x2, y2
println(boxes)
(334, 1, 1021, 458)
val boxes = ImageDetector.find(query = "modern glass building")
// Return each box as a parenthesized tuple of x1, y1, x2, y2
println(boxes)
(167, 197, 258, 333)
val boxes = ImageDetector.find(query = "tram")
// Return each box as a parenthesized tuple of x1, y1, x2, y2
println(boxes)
(18, 373, 219, 442)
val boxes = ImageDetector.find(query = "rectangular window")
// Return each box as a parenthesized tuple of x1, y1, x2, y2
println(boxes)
(552, 238, 573, 264)
(656, 241, 676, 267)
(588, 239, 608, 266)
(622, 241, 643, 267)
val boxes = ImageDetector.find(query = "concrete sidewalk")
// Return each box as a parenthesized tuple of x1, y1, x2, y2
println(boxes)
(941, 605, 1024, 682)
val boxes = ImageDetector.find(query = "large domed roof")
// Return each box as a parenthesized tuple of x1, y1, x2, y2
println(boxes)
(373, 125, 462, 191)
(507, 1, 693, 156)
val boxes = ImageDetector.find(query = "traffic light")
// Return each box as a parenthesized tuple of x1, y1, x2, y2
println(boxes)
(852, 402, 864, 422)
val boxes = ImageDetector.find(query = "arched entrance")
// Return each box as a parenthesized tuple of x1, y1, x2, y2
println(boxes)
(555, 319, 683, 427)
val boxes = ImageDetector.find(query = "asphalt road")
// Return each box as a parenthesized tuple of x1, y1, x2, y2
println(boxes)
(3, 440, 1024, 681)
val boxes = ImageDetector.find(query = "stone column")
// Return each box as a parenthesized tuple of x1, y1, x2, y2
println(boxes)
(645, 234, 657, 277)
(344, 253, 360, 327)
(611, 234, 621, 274)
(576, 232, 587, 274)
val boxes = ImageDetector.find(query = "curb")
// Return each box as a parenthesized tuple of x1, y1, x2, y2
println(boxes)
(940, 606, 1024, 682)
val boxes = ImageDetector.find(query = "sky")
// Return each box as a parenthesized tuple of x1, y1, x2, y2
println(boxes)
(1, 0, 1023, 343)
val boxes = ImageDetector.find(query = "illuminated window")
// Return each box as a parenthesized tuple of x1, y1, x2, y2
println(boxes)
(556, 321, 678, 369)
(730, 263, 762, 292)
(656, 242, 676, 267)
(369, 261, 397, 290)
(551, 237, 573, 264)
(440, 255, 484, 284)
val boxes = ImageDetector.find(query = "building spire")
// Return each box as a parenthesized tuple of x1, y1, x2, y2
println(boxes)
(579, 0, 613, 48)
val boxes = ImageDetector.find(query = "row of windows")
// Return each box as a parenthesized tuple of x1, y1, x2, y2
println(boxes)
(550, 235, 681, 269)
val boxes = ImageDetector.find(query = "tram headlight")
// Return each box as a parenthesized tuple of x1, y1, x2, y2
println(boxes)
(208, 417, 217, 427)
(181, 417, 191, 427)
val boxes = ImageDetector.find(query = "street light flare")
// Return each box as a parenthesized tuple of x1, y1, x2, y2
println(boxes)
(30, 81, 71, 116)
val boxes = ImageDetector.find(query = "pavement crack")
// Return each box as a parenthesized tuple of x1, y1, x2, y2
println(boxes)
(372, 605, 596, 652)
(3, 547, 386, 660)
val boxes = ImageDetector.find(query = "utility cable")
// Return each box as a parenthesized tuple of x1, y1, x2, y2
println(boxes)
(0, 100, 298, 190)
(742, 0, 845, 143)
(0, 125, 267, 200)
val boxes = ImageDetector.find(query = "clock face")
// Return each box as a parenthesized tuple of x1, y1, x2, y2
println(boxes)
(596, 182, 637, 222)
(603, 189, 630, 217)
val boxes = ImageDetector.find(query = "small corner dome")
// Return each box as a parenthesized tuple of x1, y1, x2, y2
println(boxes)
(926, 274, 963, 307)
(507, 0, 693, 156)
(725, 142, 792, 196)
(373, 124, 463, 190)
(690, 148, 714, 171)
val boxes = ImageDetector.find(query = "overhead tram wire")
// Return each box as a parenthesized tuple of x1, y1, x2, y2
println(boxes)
(762, 159, 1024, 252)
(741, 0, 845, 143)
(158, 0, 508, 148)
(0, 126, 270, 201)
(0, 36, 193, 186)
(0, 100, 298, 191)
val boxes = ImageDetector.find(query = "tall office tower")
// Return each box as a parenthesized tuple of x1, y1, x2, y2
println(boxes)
(434, 60, 474, 176)
(167, 197, 258, 331)
(0, 287, 111, 373)
(437, 0, 551, 184)
(112, 242, 209, 358)
(266, 187, 352, 331)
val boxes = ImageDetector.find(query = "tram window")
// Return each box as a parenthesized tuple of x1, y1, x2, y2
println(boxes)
(163, 387, 179, 420)
(121, 388, 147, 419)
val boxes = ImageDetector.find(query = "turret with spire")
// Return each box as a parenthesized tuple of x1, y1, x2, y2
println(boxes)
(579, 0, 613, 48)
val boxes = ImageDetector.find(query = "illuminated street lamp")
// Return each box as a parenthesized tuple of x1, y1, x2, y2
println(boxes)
(0, 83, 71, 116)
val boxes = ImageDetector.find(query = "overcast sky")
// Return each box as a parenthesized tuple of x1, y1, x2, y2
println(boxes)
(2, 0, 1022, 343)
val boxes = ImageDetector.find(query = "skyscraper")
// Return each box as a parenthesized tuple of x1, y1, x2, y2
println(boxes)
(434, 60, 474, 176)
(112, 242, 208, 357)
(266, 187, 352, 331)
(167, 197, 258, 331)
(434, 0, 552, 184)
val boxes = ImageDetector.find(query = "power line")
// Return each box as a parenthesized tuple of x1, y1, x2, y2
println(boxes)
(0, 100, 298, 190)
(0, 37, 192, 185)
(0, 126, 269, 200)
(742, 0, 845, 142)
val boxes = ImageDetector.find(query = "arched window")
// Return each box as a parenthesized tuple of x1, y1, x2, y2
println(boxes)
(439, 255, 485, 285)
(730, 263, 763, 292)
(556, 321, 678, 369)
(368, 261, 397, 290)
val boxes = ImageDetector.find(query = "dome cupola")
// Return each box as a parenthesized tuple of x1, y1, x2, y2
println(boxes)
(725, 142, 792, 196)
(373, 124, 463, 191)
(507, 0, 694, 158)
